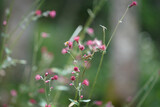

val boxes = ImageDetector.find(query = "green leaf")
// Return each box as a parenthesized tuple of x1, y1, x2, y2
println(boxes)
(79, 99, 91, 103)
(69, 98, 79, 106)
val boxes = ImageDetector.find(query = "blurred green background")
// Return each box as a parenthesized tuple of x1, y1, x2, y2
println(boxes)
(0, 0, 160, 107)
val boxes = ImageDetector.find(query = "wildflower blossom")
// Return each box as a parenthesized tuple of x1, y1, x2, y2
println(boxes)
(3, 20, 7, 26)
(105, 101, 114, 107)
(45, 104, 51, 107)
(86, 40, 93, 46)
(94, 101, 102, 106)
(68, 41, 73, 48)
(99, 45, 106, 51)
(53, 75, 58, 80)
(49, 10, 56, 18)
(48, 104, 51, 107)
(35, 10, 41, 16)
(69, 83, 73, 86)
(79, 44, 85, 51)
(50, 87, 53, 90)
(74, 66, 79, 72)
(70, 76, 76, 81)
(87, 28, 94, 35)
(45, 80, 50, 83)
(64, 41, 73, 48)
(10, 90, 17, 97)
(61, 48, 68, 54)
(38, 88, 45, 93)
(35, 74, 41, 80)
(2, 104, 8, 107)
(74, 36, 80, 43)
(80, 95, 83, 99)
(29, 99, 37, 104)
(41, 32, 49, 38)
(45, 72, 49, 76)
(129, 1, 137, 8)
(82, 79, 89, 86)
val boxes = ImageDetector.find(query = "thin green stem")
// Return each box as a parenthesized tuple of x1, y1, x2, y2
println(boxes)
(86, 26, 106, 106)
(106, 7, 128, 50)
(82, 52, 95, 78)
(137, 74, 158, 107)
(127, 71, 159, 107)
(9, 0, 45, 49)
(80, 0, 106, 40)
(8, 0, 41, 36)
(86, 7, 129, 104)
(45, 83, 49, 104)
(88, 51, 105, 97)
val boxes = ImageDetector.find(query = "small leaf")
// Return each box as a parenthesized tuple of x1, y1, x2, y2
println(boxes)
(69, 98, 79, 107)
(79, 99, 91, 103)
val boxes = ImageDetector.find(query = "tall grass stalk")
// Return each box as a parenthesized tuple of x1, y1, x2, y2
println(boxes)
(86, 7, 129, 106)
(127, 71, 159, 107)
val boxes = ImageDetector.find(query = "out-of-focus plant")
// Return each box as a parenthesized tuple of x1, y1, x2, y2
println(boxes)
(1, 0, 157, 107)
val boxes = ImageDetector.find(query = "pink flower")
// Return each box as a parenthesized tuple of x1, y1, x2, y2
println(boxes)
(70, 76, 76, 81)
(94, 101, 102, 106)
(29, 99, 37, 104)
(61, 48, 68, 54)
(79, 45, 85, 51)
(41, 32, 48, 38)
(10, 90, 17, 97)
(86, 40, 93, 46)
(84, 61, 91, 69)
(45, 80, 50, 83)
(93, 39, 102, 46)
(35, 10, 42, 16)
(2, 104, 8, 107)
(80, 95, 83, 99)
(126, 96, 132, 102)
(99, 45, 106, 51)
(3, 20, 7, 26)
(87, 28, 94, 35)
(72, 71, 75, 74)
(74, 36, 80, 43)
(129, 1, 137, 8)
(41, 46, 47, 53)
(38, 88, 45, 93)
(50, 87, 53, 90)
(45, 72, 49, 76)
(69, 83, 73, 86)
(49, 10, 56, 18)
(68, 41, 73, 48)
(35, 74, 41, 80)
(74, 67, 79, 72)
(45, 104, 51, 107)
(53, 75, 58, 80)
(105, 101, 114, 107)
(48, 104, 51, 107)
(82, 79, 89, 86)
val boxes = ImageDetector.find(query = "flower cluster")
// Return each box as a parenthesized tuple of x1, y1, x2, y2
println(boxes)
(35, 10, 56, 18)
(86, 38, 106, 52)
(35, 73, 58, 83)
(61, 35, 107, 106)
